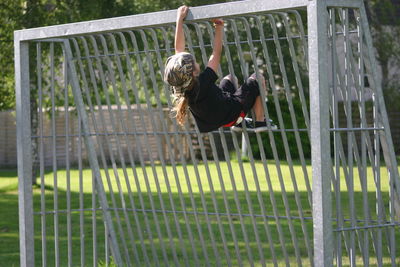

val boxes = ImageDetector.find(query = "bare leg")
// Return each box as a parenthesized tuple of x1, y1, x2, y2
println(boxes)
(253, 95, 265, 121)
(250, 73, 266, 122)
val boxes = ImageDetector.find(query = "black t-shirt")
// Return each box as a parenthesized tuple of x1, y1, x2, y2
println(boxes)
(187, 67, 242, 132)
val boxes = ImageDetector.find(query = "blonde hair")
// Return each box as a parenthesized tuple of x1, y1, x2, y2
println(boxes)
(171, 79, 196, 125)
(172, 95, 189, 125)
(164, 52, 196, 125)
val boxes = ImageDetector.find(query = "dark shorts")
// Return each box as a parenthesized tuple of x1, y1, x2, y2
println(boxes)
(219, 76, 260, 114)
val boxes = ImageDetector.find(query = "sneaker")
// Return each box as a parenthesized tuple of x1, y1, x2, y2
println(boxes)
(231, 118, 253, 132)
(254, 119, 278, 132)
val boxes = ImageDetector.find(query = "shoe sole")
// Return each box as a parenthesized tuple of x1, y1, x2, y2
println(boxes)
(231, 125, 277, 133)
(254, 125, 278, 132)
(230, 126, 243, 132)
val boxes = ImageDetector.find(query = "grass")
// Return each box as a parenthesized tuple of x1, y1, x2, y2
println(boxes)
(0, 161, 399, 266)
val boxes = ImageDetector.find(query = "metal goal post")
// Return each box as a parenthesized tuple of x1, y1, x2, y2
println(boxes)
(15, 0, 400, 266)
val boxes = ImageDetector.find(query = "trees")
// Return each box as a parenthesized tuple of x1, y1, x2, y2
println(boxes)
(0, 0, 23, 110)
(1, 0, 232, 111)
(365, 0, 400, 111)
(3, 0, 400, 111)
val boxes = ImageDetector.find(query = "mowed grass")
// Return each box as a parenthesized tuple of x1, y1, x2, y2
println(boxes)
(1, 161, 399, 266)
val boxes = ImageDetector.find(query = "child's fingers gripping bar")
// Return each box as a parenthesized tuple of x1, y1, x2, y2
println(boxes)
(177, 5, 189, 20)
(211, 18, 224, 27)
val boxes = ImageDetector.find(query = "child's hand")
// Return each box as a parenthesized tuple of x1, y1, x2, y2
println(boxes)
(177, 5, 189, 22)
(211, 18, 224, 27)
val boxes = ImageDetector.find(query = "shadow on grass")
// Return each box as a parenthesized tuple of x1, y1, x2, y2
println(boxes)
(0, 169, 17, 178)
(32, 183, 54, 191)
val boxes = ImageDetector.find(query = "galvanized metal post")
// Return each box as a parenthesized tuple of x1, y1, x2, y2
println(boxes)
(359, 2, 400, 221)
(62, 40, 124, 266)
(14, 35, 35, 267)
(308, 0, 333, 266)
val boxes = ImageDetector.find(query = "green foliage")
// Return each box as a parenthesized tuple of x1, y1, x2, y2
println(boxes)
(0, 1, 23, 110)
(1, 0, 233, 111)
(365, 0, 400, 112)
(367, 0, 400, 26)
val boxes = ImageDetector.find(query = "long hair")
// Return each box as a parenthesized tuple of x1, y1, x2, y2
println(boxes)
(172, 94, 189, 125)
(164, 52, 196, 125)
(171, 79, 197, 125)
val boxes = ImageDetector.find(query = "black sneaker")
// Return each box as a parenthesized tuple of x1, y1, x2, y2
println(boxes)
(254, 119, 278, 132)
(231, 118, 254, 132)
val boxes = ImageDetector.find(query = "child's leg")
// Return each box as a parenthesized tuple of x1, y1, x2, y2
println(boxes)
(253, 95, 265, 122)
(231, 73, 277, 132)
(250, 75, 278, 130)
(250, 72, 266, 91)
(249, 73, 266, 122)
(219, 74, 238, 94)
(232, 72, 269, 120)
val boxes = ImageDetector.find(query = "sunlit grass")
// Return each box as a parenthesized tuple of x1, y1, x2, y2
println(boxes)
(0, 161, 398, 266)
(38, 161, 390, 194)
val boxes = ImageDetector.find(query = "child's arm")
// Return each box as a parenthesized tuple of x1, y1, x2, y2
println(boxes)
(174, 5, 189, 54)
(207, 19, 224, 73)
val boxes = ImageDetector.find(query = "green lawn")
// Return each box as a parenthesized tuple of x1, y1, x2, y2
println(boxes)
(0, 161, 399, 266)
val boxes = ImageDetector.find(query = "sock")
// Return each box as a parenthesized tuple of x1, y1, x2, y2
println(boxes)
(255, 120, 266, 127)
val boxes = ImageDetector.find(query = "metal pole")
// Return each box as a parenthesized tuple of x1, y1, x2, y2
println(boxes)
(37, 42, 47, 267)
(308, 0, 333, 266)
(62, 40, 124, 266)
(15, 0, 310, 42)
(15, 37, 35, 267)
(360, 0, 400, 222)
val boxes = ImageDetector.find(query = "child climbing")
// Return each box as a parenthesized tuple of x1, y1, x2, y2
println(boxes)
(164, 5, 276, 133)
